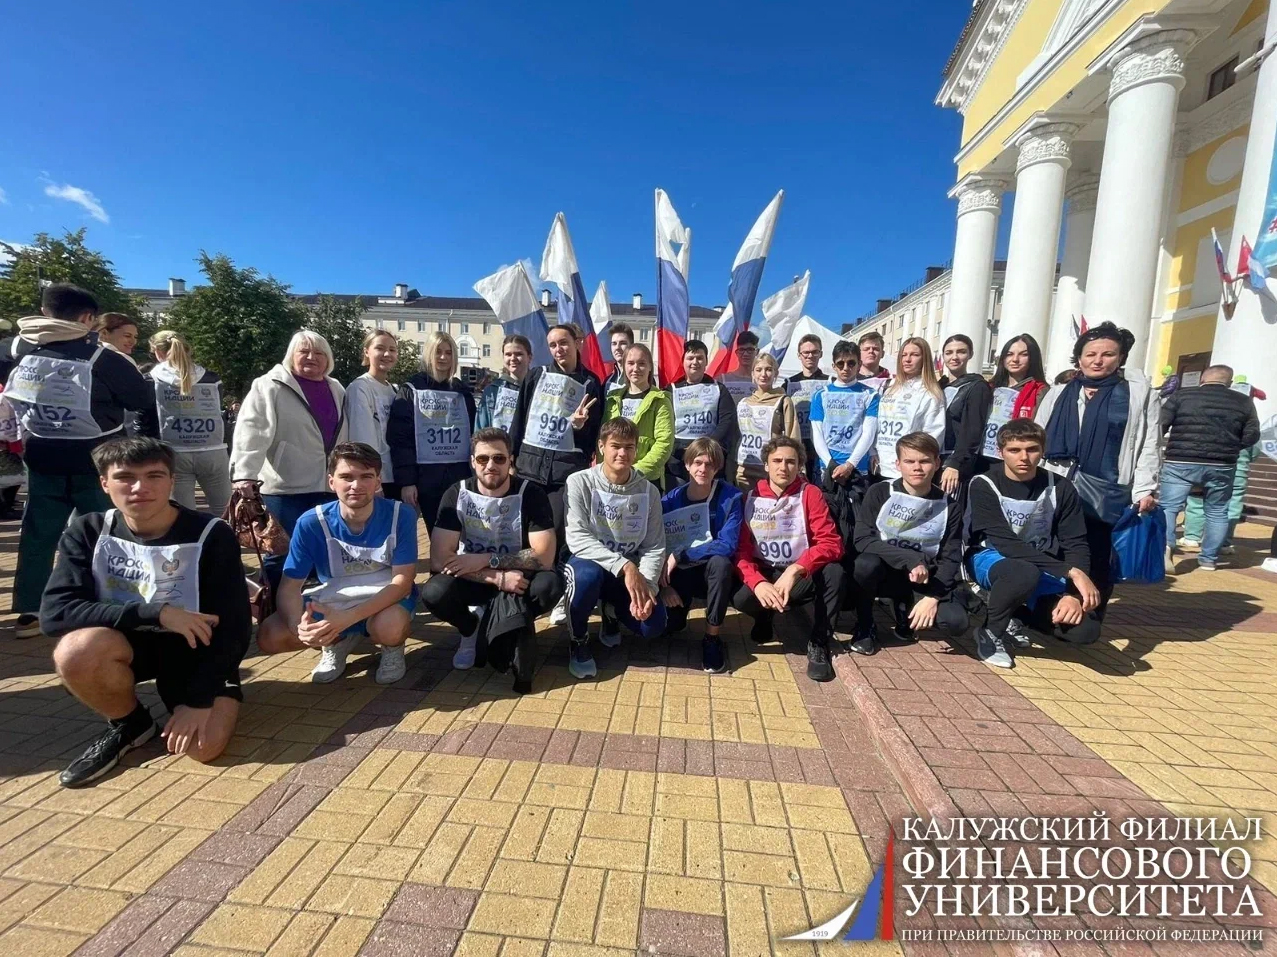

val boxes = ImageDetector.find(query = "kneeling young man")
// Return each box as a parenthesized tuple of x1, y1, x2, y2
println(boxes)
(257, 442, 417, 684)
(421, 427, 564, 694)
(733, 436, 844, 681)
(42, 438, 251, 787)
(966, 419, 1102, 669)
(659, 438, 744, 673)
(564, 418, 667, 680)
(849, 432, 969, 656)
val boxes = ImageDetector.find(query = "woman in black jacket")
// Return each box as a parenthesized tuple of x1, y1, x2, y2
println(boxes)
(387, 332, 476, 533)
(937, 334, 992, 495)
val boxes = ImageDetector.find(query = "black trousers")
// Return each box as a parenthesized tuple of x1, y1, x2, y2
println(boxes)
(666, 555, 736, 632)
(420, 569, 565, 636)
(1083, 513, 1115, 614)
(984, 558, 1101, 645)
(418, 462, 472, 534)
(849, 553, 968, 636)
(731, 562, 844, 646)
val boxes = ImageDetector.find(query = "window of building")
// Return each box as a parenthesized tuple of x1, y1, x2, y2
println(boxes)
(483, 322, 490, 335)
(461, 322, 470, 334)
(438, 321, 446, 332)
(483, 344, 491, 358)
(396, 320, 405, 332)
(417, 321, 425, 333)
(1207, 56, 1238, 100)
(639, 327, 650, 341)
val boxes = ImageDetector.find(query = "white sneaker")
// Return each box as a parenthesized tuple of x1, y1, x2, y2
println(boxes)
(312, 632, 360, 683)
(1164, 546, 1177, 575)
(549, 595, 568, 626)
(1261, 557, 1277, 575)
(374, 645, 407, 685)
(453, 628, 479, 670)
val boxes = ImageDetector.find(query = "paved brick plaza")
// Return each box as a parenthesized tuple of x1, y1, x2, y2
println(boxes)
(0, 515, 1274, 955)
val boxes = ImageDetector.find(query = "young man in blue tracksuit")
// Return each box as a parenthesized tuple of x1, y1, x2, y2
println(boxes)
(658, 438, 744, 673)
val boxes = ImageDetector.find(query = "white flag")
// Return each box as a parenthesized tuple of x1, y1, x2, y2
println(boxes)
(763, 270, 811, 359)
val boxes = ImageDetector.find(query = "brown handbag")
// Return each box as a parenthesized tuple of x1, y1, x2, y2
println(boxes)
(222, 483, 289, 622)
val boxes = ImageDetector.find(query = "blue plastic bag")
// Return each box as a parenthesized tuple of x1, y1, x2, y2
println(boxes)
(1110, 504, 1166, 585)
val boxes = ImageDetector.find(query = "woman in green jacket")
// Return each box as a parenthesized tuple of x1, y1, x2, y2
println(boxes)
(604, 342, 675, 489)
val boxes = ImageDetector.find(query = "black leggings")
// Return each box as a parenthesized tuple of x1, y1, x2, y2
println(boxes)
(416, 463, 472, 534)
(1083, 514, 1115, 612)
(985, 558, 1101, 645)
(666, 555, 736, 632)
(849, 553, 968, 636)
(732, 563, 845, 646)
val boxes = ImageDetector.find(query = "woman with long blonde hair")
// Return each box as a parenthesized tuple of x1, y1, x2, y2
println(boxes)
(344, 329, 401, 498)
(873, 337, 945, 480)
(149, 329, 232, 515)
(386, 330, 476, 532)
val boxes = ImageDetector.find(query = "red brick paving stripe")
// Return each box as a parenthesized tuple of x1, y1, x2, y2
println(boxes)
(381, 882, 478, 929)
(71, 894, 179, 957)
(358, 922, 462, 956)
(639, 908, 728, 957)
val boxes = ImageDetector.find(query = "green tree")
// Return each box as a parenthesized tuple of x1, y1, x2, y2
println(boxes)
(390, 337, 420, 383)
(306, 294, 369, 385)
(167, 252, 307, 399)
(0, 229, 148, 326)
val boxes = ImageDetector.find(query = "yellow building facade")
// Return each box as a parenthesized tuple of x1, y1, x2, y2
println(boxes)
(937, 0, 1277, 400)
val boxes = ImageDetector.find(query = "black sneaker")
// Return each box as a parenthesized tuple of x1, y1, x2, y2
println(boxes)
(975, 628, 1014, 669)
(749, 619, 771, 644)
(806, 641, 834, 682)
(702, 636, 727, 674)
(1004, 618, 1031, 649)
(14, 615, 41, 640)
(60, 707, 157, 788)
(849, 620, 878, 656)
(512, 627, 536, 695)
(891, 600, 916, 643)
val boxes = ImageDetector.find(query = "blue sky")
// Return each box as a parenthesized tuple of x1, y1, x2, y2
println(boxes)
(1, 1, 974, 328)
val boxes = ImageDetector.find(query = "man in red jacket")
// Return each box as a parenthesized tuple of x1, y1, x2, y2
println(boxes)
(733, 436, 845, 681)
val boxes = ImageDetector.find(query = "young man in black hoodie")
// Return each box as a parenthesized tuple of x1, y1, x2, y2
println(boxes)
(966, 419, 1102, 669)
(40, 438, 251, 787)
(849, 431, 969, 655)
(0, 284, 155, 638)
(937, 334, 992, 496)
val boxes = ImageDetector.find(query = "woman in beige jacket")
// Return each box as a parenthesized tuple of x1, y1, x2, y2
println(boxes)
(733, 353, 800, 491)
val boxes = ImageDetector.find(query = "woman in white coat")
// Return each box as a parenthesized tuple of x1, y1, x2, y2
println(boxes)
(231, 330, 347, 590)
(873, 338, 945, 480)
(1036, 321, 1161, 611)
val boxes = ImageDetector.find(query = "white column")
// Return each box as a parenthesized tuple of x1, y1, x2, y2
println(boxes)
(1212, 2, 1277, 422)
(1085, 29, 1197, 370)
(1000, 123, 1078, 352)
(1045, 174, 1099, 377)
(947, 177, 1008, 363)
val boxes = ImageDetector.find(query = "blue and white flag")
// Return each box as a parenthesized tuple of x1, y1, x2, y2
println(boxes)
(474, 264, 552, 367)
(655, 189, 692, 387)
(762, 270, 811, 360)
(719, 190, 784, 349)
(540, 213, 607, 378)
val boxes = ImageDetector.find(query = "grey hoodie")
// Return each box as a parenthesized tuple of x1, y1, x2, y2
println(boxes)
(565, 464, 666, 589)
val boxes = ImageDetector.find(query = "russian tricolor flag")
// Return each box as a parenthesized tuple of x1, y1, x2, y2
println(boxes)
(473, 263, 552, 367)
(589, 281, 613, 375)
(708, 190, 784, 377)
(540, 213, 608, 380)
(655, 189, 692, 388)
(762, 270, 811, 360)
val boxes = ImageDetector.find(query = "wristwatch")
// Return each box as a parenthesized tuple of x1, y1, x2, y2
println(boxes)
(488, 555, 501, 569)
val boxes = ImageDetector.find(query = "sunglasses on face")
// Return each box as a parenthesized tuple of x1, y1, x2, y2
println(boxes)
(474, 454, 508, 466)
(833, 359, 858, 370)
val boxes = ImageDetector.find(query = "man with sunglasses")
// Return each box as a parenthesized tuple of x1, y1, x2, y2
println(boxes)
(787, 334, 829, 482)
(809, 340, 880, 550)
(422, 428, 563, 694)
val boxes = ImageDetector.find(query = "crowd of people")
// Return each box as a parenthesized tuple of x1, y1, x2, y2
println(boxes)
(0, 282, 1266, 790)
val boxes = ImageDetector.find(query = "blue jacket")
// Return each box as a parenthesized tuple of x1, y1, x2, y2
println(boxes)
(660, 480, 744, 564)
(476, 376, 520, 430)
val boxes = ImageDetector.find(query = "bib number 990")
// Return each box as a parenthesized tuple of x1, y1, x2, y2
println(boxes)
(757, 540, 793, 562)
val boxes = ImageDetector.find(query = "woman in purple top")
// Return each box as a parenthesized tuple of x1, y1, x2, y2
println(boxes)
(231, 330, 348, 591)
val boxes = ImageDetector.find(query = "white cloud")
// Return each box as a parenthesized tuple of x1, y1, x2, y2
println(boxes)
(43, 183, 109, 223)
(0, 188, 8, 205)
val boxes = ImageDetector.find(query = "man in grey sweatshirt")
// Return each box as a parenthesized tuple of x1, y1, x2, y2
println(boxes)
(564, 418, 667, 679)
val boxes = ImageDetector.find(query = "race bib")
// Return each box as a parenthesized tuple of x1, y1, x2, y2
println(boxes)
(722, 378, 755, 406)
(788, 379, 827, 441)
(1261, 415, 1277, 464)
(672, 383, 719, 440)
(157, 381, 225, 451)
(663, 499, 713, 557)
(621, 395, 643, 421)
(746, 492, 808, 565)
(874, 392, 911, 460)
(821, 390, 871, 456)
(412, 390, 469, 464)
(5, 351, 103, 440)
(875, 490, 948, 559)
(457, 486, 524, 555)
(737, 402, 775, 467)
(590, 489, 649, 557)
(525, 373, 583, 452)
(491, 385, 519, 433)
(982, 388, 1019, 459)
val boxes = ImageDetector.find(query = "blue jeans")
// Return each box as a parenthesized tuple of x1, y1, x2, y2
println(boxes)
(1159, 462, 1235, 564)
(565, 556, 667, 643)
(262, 492, 336, 594)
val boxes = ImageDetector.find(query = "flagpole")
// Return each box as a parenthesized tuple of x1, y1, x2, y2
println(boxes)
(652, 189, 660, 389)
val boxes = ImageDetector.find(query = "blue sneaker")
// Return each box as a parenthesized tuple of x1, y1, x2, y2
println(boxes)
(568, 638, 597, 680)
(702, 636, 727, 674)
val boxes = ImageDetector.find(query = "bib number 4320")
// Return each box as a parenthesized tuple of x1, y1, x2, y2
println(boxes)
(171, 417, 218, 434)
